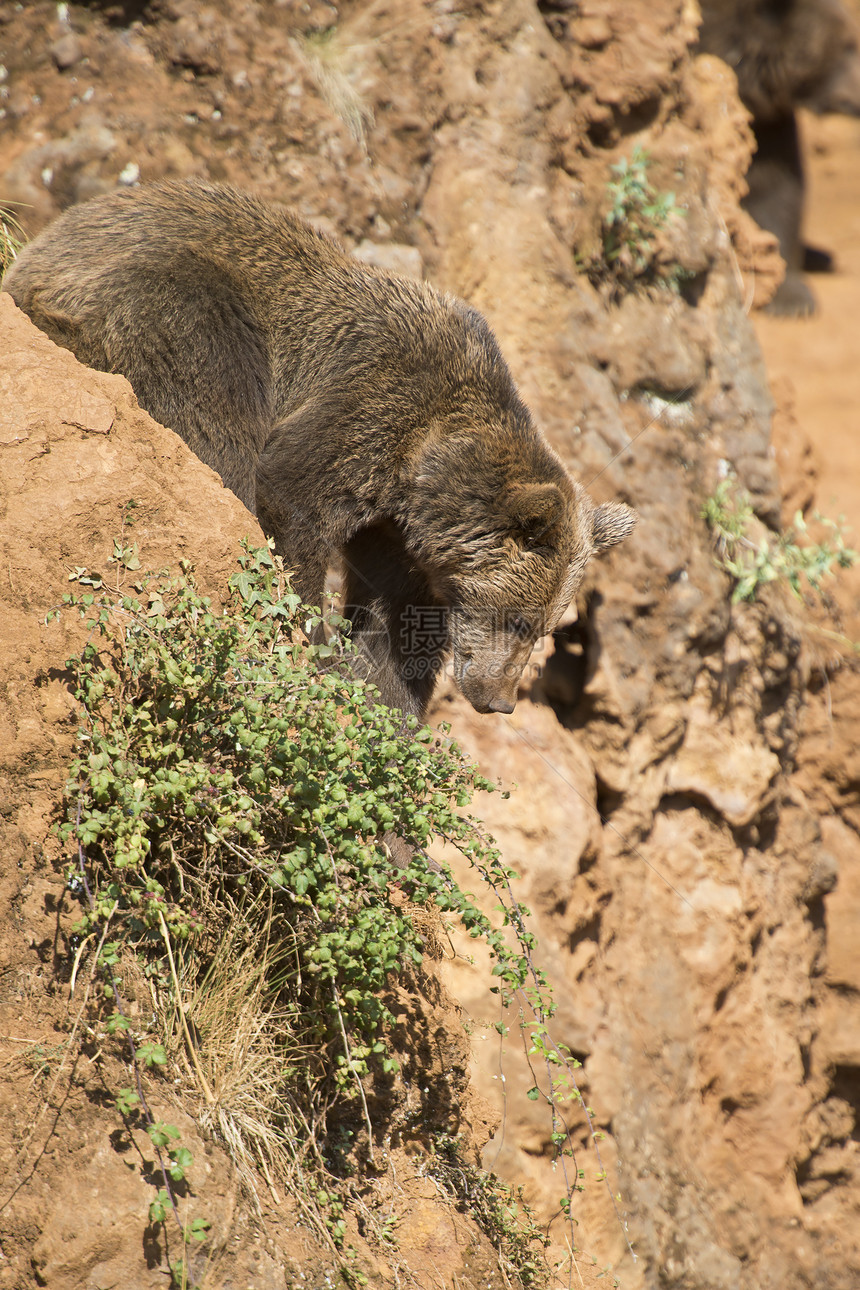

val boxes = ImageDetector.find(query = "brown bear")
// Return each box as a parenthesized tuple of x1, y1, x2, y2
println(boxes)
(698, 0, 860, 316)
(3, 179, 635, 719)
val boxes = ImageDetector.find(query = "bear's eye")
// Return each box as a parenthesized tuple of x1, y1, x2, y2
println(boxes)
(509, 616, 532, 639)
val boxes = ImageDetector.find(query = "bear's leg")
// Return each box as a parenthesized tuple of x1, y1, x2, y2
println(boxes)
(341, 521, 447, 720)
(268, 527, 328, 616)
(255, 415, 333, 612)
(744, 113, 817, 316)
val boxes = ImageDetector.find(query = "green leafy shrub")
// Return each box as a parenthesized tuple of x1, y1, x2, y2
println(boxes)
(591, 145, 686, 294)
(702, 477, 857, 605)
(52, 541, 610, 1282)
(59, 545, 546, 1086)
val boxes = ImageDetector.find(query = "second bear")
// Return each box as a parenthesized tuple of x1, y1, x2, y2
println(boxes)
(699, 0, 860, 315)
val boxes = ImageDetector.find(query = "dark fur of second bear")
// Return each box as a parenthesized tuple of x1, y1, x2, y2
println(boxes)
(699, 0, 860, 316)
(4, 180, 634, 718)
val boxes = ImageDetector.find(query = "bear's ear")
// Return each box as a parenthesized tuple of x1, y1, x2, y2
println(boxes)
(592, 501, 637, 552)
(503, 482, 565, 542)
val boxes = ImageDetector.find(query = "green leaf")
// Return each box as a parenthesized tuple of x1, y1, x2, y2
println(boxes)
(149, 1188, 172, 1225)
(147, 1120, 181, 1149)
(137, 1042, 167, 1068)
(115, 1087, 140, 1115)
(170, 1145, 194, 1171)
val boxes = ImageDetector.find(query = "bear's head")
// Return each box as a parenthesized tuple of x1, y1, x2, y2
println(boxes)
(406, 433, 636, 715)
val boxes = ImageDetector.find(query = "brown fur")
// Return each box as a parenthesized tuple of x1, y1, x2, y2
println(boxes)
(699, 0, 860, 316)
(3, 180, 635, 718)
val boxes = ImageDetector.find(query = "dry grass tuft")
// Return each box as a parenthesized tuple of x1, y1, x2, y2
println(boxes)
(0, 204, 26, 277)
(166, 893, 320, 1214)
(293, 28, 375, 148)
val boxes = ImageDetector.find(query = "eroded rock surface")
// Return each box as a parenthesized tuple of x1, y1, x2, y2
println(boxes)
(1, 1, 858, 1287)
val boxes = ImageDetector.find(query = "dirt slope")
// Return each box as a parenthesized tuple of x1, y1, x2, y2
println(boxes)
(1, 2, 859, 1288)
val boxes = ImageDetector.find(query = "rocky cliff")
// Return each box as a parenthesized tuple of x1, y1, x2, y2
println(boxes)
(1, 2, 858, 1287)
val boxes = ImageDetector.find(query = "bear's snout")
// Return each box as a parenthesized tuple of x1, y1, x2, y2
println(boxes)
(487, 695, 516, 715)
(463, 689, 518, 716)
(450, 614, 534, 717)
(456, 666, 522, 716)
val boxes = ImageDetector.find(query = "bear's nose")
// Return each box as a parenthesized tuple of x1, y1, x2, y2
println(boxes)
(488, 696, 516, 715)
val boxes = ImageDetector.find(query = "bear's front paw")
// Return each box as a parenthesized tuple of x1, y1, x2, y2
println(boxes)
(764, 272, 817, 318)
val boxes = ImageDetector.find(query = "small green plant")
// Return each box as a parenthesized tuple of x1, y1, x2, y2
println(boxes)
(88, 928, 210, 1284)
(424, 1135, 548, 1287)
(23, 1040, 69, 1079)
(594, 145, 685, 293)
(702, 476, 858, 605)
(51, 540, 599, 1283)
